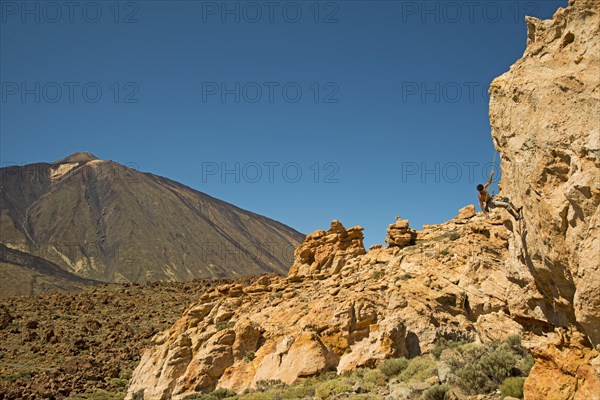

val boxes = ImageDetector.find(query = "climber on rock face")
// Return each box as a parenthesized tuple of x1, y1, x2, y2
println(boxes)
(477, 171, 522, 220)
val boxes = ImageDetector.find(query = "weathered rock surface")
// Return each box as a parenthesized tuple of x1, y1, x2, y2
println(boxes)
(454, 205, 476, 222)
(126, 214, 520, 399)
(523, 329, 600, 400)
(489, 0, 600, 397)
(385, 217, 417, 248)
(288, 220, 366, 278)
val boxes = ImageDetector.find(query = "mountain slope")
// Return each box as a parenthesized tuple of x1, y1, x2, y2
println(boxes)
(0, 153, 303, 284)
(0, 244, 100, 296)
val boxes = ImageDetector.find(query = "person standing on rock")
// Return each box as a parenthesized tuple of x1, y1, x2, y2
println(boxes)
(477, 171, 521, 220)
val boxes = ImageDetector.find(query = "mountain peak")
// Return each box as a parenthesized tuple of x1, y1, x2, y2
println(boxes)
(53, 152, 100, 165)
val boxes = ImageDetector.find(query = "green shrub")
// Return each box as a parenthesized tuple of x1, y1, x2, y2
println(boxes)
(254, 380, 286, 391)
(212, 388, 237, 399)
(314, 378, 353, 397)
(420, 384, 450, 400)
(447, 342, 486, 372)
(132, 390, 145, 400)
(396, 273, 412, 281)
(448, 232, 461, 241)
(317, 371, 338, 381)
(372, 270, 383, 280)
(519, 353, 535, 376)
(454, 344, 517, 393)
(215, 321, 235, 331)
(454, 363, 489, 393)
(504, 334, 529, 357)
(245, 351, 256, 362)
(278, 380, 316, 399)
(108, 377, 129, 390)
(182, 388, 236, 400)
(362, 368, 386, 388)
(82, 390, 126, 400)
(119, 369, 133, 380)
(183, 392, 209, 400)
(505, 334, 522, 347)
(238, 392, 278, 400)
(500, 377, 525, 399)
(454, 343, 487, 361)
(431, 338, 465, 359)
(479, 345, 517, 380)
(398, 356, 435, 382)
(379, 357, 409, 377)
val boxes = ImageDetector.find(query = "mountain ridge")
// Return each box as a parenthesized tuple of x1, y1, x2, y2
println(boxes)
(0, 243, 101, 297)
(0, 153, 303, 292)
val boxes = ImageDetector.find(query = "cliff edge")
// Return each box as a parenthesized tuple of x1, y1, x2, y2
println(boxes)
(489, 0, 599, 397)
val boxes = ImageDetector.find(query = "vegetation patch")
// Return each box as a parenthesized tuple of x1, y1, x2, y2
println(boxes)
(431, 337, 466, 359)
(182, 388, 237, 400)
(500, 376, 525, 398)
(215, 321, 236, 331)
(314, 377, 353, 398)
(398, 356, 436, 382)
(448, 337, 531, 394)
(420, 384, 450, 400)
(379, 357, 409, 377)
(220, 336, 534, 399)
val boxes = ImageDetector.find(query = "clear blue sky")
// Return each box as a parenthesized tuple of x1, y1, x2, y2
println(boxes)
(1, 0, 565, 247)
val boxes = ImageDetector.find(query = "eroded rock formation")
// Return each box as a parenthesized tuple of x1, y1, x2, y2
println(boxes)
(385, 217, 417, 248)
(489, 0, 600, 397)
(126, 1, 599, 398)
(126, 214, 524, 399)
(287, 220, 366, 279)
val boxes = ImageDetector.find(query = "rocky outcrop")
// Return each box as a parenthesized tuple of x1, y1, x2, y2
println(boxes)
(489, 0, 600, 396)
(287, 220, 365, 278)
(126, 214, 523, 399)
(125, 2, 599, 398)
(385, 217, 417, 248)
(523, 329, 600, 400)
(454, 205, 476, 222)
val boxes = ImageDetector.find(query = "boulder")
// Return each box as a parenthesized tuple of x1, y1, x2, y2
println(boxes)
(288, 220, 366, 278)
(385, 217, 417, 248)
(455, 205, 476, 221)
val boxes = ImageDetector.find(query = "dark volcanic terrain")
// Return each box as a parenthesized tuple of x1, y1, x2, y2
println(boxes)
(0, 278, 260, 399)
